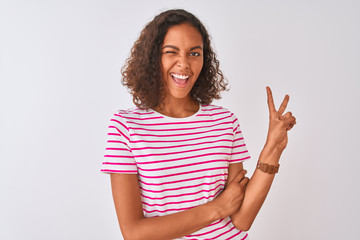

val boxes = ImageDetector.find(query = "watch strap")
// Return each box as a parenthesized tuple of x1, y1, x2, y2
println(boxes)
(257, 161, 280, 174)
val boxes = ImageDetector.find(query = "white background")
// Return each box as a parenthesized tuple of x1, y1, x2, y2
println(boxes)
(1, 0, 359, 239)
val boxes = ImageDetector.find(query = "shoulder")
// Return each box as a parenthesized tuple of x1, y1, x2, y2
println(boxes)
(200, 104, 235, 118)
(109, 107, 158, 127)
(113, 107, 156, 120)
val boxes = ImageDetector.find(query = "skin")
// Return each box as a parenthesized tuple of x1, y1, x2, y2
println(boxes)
(154, 23, 203, 118)
(110, 23, 297, 240)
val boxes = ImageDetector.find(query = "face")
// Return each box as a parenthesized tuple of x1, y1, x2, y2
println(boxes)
(160, 23, 204, 102)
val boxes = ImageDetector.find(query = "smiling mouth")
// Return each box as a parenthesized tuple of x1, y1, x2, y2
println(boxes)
(171, 73, 190, 87)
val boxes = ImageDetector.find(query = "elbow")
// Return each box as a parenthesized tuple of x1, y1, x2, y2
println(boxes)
(121, 231, 135, 240)
(238, 225, 252, 232)
(122, 232, 141, 240)
(231, 218, 253, 232)
(121, 225, 143, 240)
(234, 223, 252, 232)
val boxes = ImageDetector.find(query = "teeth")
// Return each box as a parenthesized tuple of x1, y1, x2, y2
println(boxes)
(171, 73, 189, 79)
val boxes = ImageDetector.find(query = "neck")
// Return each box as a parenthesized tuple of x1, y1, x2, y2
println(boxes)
(154, 96, 199, 118)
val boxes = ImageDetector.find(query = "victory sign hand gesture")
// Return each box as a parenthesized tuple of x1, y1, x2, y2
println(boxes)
(265, 86, 297, 153)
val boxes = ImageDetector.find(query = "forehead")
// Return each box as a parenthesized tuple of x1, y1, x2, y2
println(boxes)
(162, 23, 203, 48)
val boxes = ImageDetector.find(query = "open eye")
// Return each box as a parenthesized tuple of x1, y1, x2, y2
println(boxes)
(190, 52, 201, 57)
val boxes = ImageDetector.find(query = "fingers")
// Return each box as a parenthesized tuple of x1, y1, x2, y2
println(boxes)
(239, 177, 250, 189)
(266, 86, 276, 115)
(231, 170, 247, 184)
(282, 115, 296, 130)
(278, 95, 289, 115)
(282, 111, 292, 119)
(267, 87, 291, 117)
(230, 169, 249, 190)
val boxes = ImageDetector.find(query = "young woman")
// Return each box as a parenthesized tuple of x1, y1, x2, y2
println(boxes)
(102, 9, 296, 240)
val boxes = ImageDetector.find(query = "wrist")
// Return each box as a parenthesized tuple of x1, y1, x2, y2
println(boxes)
(207, 197, 227, 220)
(260, 142, 282, 164)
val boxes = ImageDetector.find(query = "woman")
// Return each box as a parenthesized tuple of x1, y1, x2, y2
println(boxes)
(101, 9, 296, 240)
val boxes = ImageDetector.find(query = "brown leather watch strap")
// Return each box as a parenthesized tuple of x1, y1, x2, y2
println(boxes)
(257, 161, 280, 174)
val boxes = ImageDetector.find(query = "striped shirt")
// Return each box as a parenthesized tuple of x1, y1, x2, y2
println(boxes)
(102, 104, 251, 239)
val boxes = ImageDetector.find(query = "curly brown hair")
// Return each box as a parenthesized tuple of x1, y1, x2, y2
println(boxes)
(121, 9, 228, 110)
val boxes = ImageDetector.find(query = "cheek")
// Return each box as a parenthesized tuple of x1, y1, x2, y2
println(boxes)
(194, 61, 204, 76)
(161, 57, 174, 74)
(160, 58, 169, 77)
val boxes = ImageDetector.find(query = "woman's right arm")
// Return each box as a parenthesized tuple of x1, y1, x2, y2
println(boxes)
(110, 171, 248, 240)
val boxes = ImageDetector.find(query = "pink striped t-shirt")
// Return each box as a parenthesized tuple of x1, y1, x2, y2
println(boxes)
(102, 104, 251, 239)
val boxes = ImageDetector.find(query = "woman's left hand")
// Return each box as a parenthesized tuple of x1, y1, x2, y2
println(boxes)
(265, 86, 297, 153)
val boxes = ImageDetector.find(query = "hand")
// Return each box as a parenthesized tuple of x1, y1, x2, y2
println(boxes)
(265, 86, 297, 152)
(214, 170, 249, 217)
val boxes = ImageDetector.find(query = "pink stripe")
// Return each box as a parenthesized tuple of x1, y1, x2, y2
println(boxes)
(140, 179, 226, 193)
(139, 173, 228, 186)
(130, 133, 233, 144)
(102, 162, 135, 165)
(110, 118, 129, 131)
(214, 226, 238, 239)
(130, 139, 233, 151)
(115, 114, 163, 120)
(105, 147, 131, 151)
(232, 144, 246, 149)
(234, 137, 244, 142)
(129, 121, 233, 132)
(130, 127, 233, 138)
(196, 111, 229, 117)
(208, 219, 224, 227)
(137, 159, 228, 172)
(188, 219, 232, 237)
(141, 185, 224, 200)
(138, 167, 228, 179)
(142, 188, 222, 207)
(231, 150, 249, 155)
(107, 140, 127, 145)
(126, 114, 233, 126)
(225, 230, 247, 240)
(143, 206, 194, 213)
(136, 152, 231, 165)
(133, 145, 233, 158)
(233, 125, 240, 133)
(103, 155, 133, 158)
(108, 132, 129, 142)
(101, 169, 137, 173)
(235, 131, 242, 134)
(109, 125, 129, 135)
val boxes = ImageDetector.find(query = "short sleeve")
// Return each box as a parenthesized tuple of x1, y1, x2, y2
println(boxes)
(101, 112, 137, 174)
(229, 113, 251, 164)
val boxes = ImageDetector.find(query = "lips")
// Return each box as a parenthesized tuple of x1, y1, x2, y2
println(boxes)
(171, 73, 190, 87)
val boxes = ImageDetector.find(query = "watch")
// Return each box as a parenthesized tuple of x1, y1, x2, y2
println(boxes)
(257, 161, 280, 174)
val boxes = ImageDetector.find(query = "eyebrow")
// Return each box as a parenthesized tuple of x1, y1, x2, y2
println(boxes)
(162, 45, 203, 51)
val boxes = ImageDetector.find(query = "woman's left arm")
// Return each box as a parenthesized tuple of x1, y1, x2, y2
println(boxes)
(228, 86, 297, 231)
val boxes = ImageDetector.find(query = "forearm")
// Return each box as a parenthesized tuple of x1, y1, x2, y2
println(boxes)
(125, 200, 223, 240)
(231, 143, 282, 231)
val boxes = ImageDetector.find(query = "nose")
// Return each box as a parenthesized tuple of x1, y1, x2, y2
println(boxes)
(177, 55, 190, 69)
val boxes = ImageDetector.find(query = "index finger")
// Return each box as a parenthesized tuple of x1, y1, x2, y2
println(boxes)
(266, 86, 276, 114)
